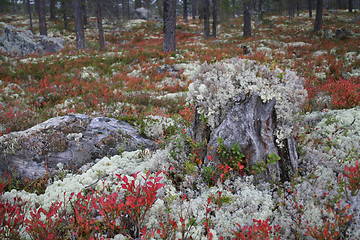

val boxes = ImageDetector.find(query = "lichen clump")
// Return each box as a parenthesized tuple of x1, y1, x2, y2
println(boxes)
(187, 57, 308, 141)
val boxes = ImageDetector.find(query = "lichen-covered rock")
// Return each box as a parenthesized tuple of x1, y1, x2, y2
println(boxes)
(0, 25, 64, 56)
(187, 58, 307, 182)
(0, 114, 155, 180)
(131, 7, 152, 20)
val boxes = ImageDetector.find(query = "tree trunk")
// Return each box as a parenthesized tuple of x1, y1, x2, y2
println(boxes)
(296, 0, 300, 16)
(157, 0, 163, 19)
(243, 3, 251, 37)
(61, 1, 68, 30)
(37, 0, 47, 36)
(192, 0, 197, 19)
(163, 0, 176, 52)
(288, 0, 295, 18)
(135, 0, 142, 8)
(308, 0, 313, 17)
(314, 0, 323, 32)
(26, 0, 33, 33)
(123, 0, 130, 19)
(183, 0, 188, 22)
(81, 0, 88, 25)
(349, 0, 353, 11)
(212, 0, 217, 37)
(50, 0, 56, 20)
(204, 0, 210, 38)
(95, 0, 104, 51)
(258, 0, 264, 21)
(12, 0, 16, 14)
(72, 0, 86, 49)
(336, 0, 342, 9)
(144, 0, 151, 9)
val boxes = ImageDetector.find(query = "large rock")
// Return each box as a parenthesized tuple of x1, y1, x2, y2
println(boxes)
(192, 94, 298, 183)
(131, 7, 152, 20)
(0, 114, 155, 180)
(187, 58, 307, 183)
(0, 24, 64, 56)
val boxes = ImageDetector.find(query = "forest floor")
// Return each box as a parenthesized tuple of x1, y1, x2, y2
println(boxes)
(0, 10, 360, 239)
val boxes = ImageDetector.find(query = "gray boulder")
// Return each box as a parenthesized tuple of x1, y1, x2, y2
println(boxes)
(0, 114, 155, 180)
(131, 7, 152, 20)
(0, 25, 64, 56)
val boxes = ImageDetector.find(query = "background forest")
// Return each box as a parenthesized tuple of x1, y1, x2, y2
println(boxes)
(0, 0, 360, 239)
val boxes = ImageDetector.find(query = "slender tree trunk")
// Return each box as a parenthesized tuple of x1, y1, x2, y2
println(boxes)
(27, 0, 34, 33)
(157, 0, 163, 19)
(258, 0, 264, 20)
(144, 0, 151, 9)
(336, 0, 342, 9)
(296, 0, 300, 16)
(81, 0, 88, 25)
(61, 1, 68, 29)
(349, 0, 353, 11)
(308, 0, 313, 17)
(50, 0, 56, 20)
(198, 0, 204, 20)
(243, 2, 251, 37)
(163, 0, 176, 52)
(135, 0, 142, 8)
(232, 0, 236, 17)
(192, 0, 197, 19)
(37, 0, 47, 36)
(183, 0, 188, 22)
(204, 0, 210, 38)
(123, 0, 130, 19)
(95, 0, 104, 51)
(12, 0, 16, 14)
(72, 0, 86, 49)
(314, 0, 323, 32)
(212, 0, 217, 37)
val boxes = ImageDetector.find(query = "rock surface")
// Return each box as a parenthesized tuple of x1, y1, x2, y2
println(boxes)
(131, 7, 152, 20)
(192, 94, 298, 183)
(0, 25, 64, 56)
(0, 114, 155, 180)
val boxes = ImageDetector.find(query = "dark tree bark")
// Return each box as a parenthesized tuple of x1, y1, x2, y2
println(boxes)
(198, 0, 204, 20)
(258, 0, 264, 20)
(37, 0, 47, 36)
(81, 0, 88, 25)
(183, 0, 188, 22)
(288, 0, 295, 19)
(72, 0, 86, 49)
(212, 0, 217, 37)
(61, 0, 68, 29)
(314, 0, 323, 32)
(308, 0, 313, 17)
(157, 0, 163, 19)
(232, 0, 236, 17)
(203, 0, 210, 38)
(163, 0, 176, 52)
(49, 0, 56, 20)
(349, 0, 353, 12)
(135, 0, 142, 8)
(243, 3, 251, 37)
(336, 0, 342, 9)
(26, 0, 34, 33)
(95, 0, 104, 51)
(12, 0, 16, 14)
(192, 0, 197, 19)
(145, 0, 151, 9)
(123, 0, 130, 19)
(296, 0, 300, 16)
